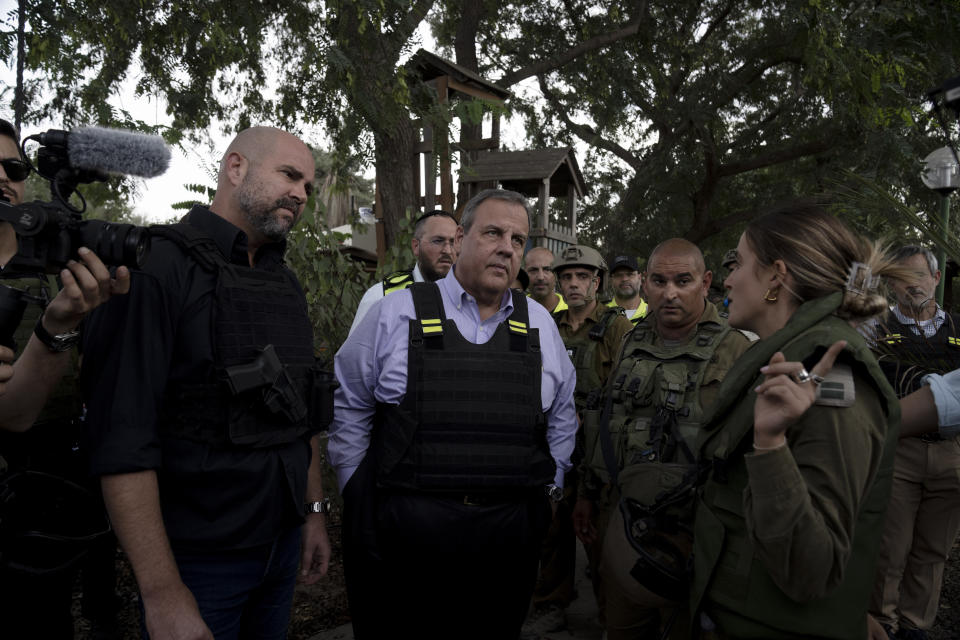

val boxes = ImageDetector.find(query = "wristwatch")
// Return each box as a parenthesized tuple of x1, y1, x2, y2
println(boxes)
(34, 313, 80, 352)
(304, 498, 332, 516)
(545, 484, 563, 503)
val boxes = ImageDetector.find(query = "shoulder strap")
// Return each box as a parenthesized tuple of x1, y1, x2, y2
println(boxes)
(149, 222, 226, 272)
(407, 281, 446, 345)
(507, 289, 536, 353)
(588, 306, 624, 341)
(382, 269, 415, 295)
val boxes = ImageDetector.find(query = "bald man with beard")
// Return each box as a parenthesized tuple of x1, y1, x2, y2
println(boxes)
(576, 238, 751, 640)
(81, 127, 332, 639)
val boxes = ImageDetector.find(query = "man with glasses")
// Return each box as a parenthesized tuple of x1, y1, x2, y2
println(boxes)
(0, 116, 130, 637)
(867, 245, 960, 640)
(349, 209, 458, 334)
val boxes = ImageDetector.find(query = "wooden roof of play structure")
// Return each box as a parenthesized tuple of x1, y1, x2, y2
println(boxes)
(458, 147, 587, 199)
(371, 50, 587, 257)
(407, 50, 512, 102)
(459, 148, 586, 254)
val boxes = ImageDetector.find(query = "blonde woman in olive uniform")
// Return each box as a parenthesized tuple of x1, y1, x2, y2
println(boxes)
(692, 204, 904, 639)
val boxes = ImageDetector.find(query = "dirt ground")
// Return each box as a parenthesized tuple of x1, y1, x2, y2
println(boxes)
(71, 518, 959, 639)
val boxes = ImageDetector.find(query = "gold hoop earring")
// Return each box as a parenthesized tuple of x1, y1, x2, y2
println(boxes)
(763, 288, 779, 302)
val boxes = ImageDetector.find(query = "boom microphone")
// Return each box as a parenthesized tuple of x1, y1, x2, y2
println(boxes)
(34, 126, 172, 178)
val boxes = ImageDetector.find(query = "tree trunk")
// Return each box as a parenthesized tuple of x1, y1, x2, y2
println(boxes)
(454, 2, 486, 211)
(373, 117, 419, 248)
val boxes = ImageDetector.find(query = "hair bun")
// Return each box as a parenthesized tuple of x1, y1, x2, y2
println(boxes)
(838, 291, 888, 322)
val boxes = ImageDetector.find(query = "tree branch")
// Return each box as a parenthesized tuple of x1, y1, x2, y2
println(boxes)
(538, 75, 641, 169)
(717, 136, 835, 177)
(498, 8, 647, 87)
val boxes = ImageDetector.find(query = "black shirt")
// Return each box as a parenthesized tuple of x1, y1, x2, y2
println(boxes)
(81, 205, 310, 551)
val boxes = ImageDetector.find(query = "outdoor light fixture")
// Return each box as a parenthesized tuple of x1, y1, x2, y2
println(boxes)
(921, 146, 959, 305)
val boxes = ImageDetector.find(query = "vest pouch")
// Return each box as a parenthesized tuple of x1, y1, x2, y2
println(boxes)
(0, 471, 111, 576)
(623, 416, 655, 464)
(618, 460, 692, 507)
(592, 413, 633, 481)
(372, 403, 421, 488)
(626, 369, 657, 410)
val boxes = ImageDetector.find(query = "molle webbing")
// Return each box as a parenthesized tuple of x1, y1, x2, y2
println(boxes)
(153, 222, 315, 448)
(375, 283, 555, 491)
(874, 313, 960, 396)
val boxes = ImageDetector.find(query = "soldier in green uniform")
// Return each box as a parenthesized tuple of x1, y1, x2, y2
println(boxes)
(692, 204, 901, 639)
(577, 238, 750, 640)
(522, 244, 633, 638)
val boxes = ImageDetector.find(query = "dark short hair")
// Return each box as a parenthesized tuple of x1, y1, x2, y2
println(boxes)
(413, 209, 458, 239)
(0, 118, 22, 157)
(460, 189, 529, 233)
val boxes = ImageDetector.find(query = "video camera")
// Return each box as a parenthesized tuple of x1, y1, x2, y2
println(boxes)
(0, 125, 171, 348)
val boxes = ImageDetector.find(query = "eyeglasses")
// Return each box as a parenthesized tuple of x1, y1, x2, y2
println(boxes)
(0, 158, 30, 182)
(427, 238, 456, 250)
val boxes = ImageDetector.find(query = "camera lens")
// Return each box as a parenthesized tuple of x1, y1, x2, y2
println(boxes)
(77, 220, 151, 269)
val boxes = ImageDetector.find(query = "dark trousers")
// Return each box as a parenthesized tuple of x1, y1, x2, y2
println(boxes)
(343, 463, 551, 639)
(531, 475, 578, 609)
(142, 526, 302, 640)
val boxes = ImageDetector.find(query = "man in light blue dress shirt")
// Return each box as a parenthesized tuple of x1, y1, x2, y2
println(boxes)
(329, 188, 577, 639)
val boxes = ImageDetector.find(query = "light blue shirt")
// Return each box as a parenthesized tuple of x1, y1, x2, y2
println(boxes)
(924, 369, 960, 437)
(329, 266, 578, 490)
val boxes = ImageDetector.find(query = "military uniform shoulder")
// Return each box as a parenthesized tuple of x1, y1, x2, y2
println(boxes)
(814, 362, 855, 408)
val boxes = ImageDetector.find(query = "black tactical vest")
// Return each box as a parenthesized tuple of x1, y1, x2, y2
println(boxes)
(152, 223, 319, 448)
(373, 282, 556, 492)
(874, 312, 960, 397)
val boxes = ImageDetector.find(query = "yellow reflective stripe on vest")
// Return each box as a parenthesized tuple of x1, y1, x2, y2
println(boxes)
(607, 298, 647, 323)
(421, 318, 443, 335)
(508, 319, 528, 335)
(950, 336, 960, 347)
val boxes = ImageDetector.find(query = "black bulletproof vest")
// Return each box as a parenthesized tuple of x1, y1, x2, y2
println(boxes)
(152, 222, 317, 448)
(875, 312, 960, 397)
(373, 282, 556, 492)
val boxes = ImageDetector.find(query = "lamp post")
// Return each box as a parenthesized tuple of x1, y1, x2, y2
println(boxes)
(921, 146, 960, 305)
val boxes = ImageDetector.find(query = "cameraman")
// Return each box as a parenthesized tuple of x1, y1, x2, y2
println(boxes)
(0, 118, 129, 428)
(0, 117, 130, 638)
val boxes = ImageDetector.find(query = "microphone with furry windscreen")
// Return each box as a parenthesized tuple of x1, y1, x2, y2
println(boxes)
(35, 126, 171, 179)
(0, 125, 172, 276)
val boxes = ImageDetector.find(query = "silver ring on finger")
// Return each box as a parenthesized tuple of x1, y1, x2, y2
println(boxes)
(794, 367, 812, 384)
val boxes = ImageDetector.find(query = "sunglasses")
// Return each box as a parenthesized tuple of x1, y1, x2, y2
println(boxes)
(0, 158, 30, 182)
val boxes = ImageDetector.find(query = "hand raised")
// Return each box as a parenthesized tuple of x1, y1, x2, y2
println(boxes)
(753, 340, 847, 451)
